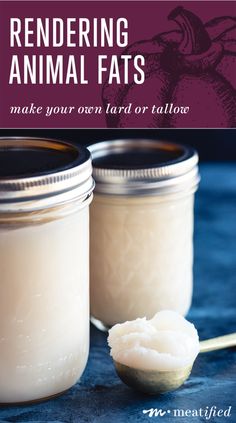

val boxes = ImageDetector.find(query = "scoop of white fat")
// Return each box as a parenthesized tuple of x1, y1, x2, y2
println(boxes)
(108, 311, 200, 371)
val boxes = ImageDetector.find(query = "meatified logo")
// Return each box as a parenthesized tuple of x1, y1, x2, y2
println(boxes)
(142, 406, 232, 419)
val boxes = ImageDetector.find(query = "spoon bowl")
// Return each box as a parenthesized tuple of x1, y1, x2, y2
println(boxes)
(114, 361, 193, 394)
(113, 333, 236, 395)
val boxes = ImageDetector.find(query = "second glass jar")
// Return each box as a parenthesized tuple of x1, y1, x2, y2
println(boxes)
(89, 139, 200, 329)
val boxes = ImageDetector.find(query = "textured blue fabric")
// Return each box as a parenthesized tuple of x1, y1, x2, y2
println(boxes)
(0, 163, 236, 423)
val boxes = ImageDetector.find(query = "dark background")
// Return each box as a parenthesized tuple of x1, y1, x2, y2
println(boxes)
(0, 129, 235, 161)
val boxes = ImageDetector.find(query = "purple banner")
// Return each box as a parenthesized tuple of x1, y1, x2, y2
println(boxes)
(0, 1, 235, 128)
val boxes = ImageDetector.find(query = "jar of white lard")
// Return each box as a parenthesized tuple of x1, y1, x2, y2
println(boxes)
(89, 139, 199, 329)
(0, 138, 94, 404)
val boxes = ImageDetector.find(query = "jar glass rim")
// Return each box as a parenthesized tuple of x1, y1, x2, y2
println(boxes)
(0, 137, 94, 211)
(88, 139, 199, 196)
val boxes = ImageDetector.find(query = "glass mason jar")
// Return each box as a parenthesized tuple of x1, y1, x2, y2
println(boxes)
(89, 139, 200, 330)
(0, 138, 94, 404)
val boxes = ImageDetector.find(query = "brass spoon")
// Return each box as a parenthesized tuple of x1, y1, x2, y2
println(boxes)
(114, 333, 236, 394)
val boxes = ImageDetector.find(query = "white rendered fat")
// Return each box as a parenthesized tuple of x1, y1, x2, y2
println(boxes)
(90, 193, 194, 326)
(0, 205, 89, 403)
(108, 311, 200, 371)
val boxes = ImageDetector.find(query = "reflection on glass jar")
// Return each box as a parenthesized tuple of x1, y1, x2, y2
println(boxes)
(89, 139, 199, 329)
(0, 138, 94, 404)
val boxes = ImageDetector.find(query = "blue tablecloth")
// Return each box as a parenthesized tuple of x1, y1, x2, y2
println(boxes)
(1, 163, 236, 423)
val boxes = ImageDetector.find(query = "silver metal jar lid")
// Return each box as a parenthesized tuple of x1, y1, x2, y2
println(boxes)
(0, 137, 94, 212)
(88, 139, 199, 196)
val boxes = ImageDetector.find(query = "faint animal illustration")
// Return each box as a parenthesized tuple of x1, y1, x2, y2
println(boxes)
(102, 7, 236, 127)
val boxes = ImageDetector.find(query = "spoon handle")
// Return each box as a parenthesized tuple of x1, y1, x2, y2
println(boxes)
(200, 333, 236, 353)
